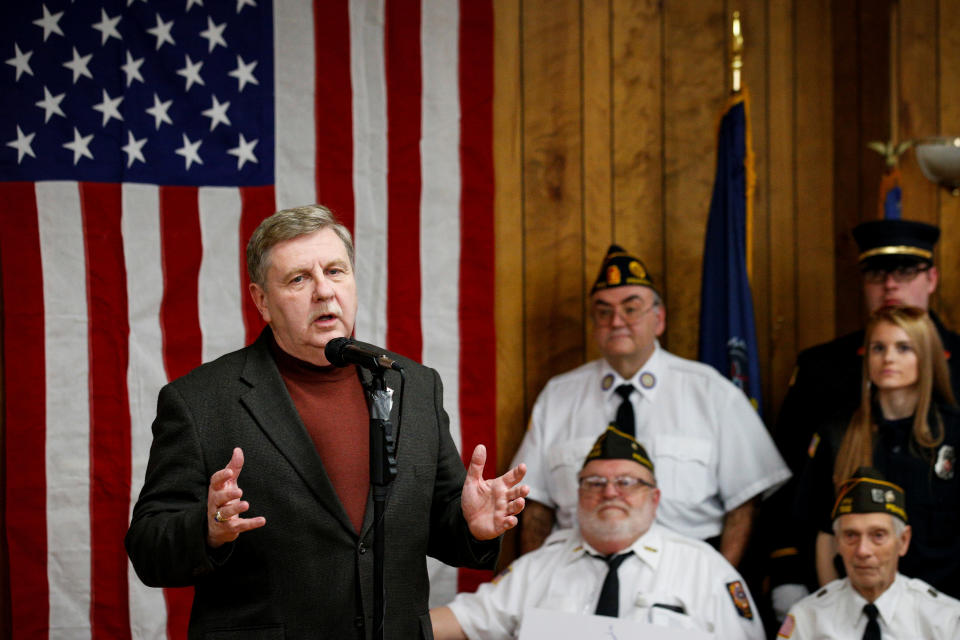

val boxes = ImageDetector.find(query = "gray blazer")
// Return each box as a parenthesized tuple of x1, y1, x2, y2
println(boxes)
(126, 329, 499, 639)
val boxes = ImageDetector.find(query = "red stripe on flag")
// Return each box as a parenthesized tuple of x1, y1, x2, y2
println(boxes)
(384, 0, 423, 362)
(79, 183, 132, 639)
(313, 0, 356, 235)
(0, 183, 50, 638)
(239, 186, 276, 346)
(457, 0, 496, 594)
(159, 187, 203, 382)
(157, 186, 201, 638)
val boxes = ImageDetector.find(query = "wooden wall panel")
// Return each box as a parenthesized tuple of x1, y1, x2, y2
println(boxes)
(897, 0, 939, 227)
(766, 0, 798, 419)
(582, 0, 614, 361)
(610, 0, 664, 312)
(938, 0, 960, 329)
(795, 0, 835, 350)
(494, 0, 525, 473)
(521, 0, 586, 407)
(662, 0, 726, 358)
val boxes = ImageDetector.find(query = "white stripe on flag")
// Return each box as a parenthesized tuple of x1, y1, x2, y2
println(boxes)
(38, 182, 92, 638)
(420, 0, 462, 452)
(420, 0, 462, 608)
(350, 0, 389, 347)
(273, 1, 317, 210)
(123, 184, 169, 639)
(198, 187, 245, 364)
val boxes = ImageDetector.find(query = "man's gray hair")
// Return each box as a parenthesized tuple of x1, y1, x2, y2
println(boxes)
(246, 204, 355, 287)
(833, 513, 907, 538)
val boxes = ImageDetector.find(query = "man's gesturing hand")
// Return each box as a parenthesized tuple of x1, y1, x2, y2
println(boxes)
(461, 444, 529, 540)
(207, 447, 266, 548)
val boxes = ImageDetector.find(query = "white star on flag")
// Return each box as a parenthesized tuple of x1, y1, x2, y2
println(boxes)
(63, 127, 94, 165)
(176, 54, 204, 91)
(35, 86, 66, 123)
(199, 16, 227, 53)
(228, 55, 258, 92)
(175, 132, 203, 169)
(146, 13, 175, 50)
(93, 89, 124, 126)
(6, 126, 36, 164)
(121, 131, 147, 167)
(145, 92, 173, 129)
(201, 95, 231, 131)
(6, 44, 34, 81)
(33, 4, 65, 41)
(236, 0, 257, 14)
(121, 51, 145, 86)
(92, 9, 122, 45)
(63, 46, 94, 84)
(227, 133, 258, 169)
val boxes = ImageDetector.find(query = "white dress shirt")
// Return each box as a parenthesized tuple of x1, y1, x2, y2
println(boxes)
(780, 574, 960, 639)
(512, 343, 790, 539)
(446, 523, 766, 640)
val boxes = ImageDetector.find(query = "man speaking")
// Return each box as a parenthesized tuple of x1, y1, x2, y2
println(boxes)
(125, 205, 528, 639)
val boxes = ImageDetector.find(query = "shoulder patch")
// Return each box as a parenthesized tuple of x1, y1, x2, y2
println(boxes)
(776, 613, 795, 638)
(726, 580, 753, 620)
(815, 587, 829, 598)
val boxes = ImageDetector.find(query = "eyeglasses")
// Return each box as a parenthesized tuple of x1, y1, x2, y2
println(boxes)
(592, 300, 658, 326)
(578, 475, 657, 494)
(862, 264, 931, 284)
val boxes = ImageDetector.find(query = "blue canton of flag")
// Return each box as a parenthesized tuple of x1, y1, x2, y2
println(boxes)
(1, 0, 274, 186)
(698, 91, 763, 415)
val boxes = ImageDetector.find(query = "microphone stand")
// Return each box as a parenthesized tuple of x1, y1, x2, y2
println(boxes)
(366, 369, 398, 640)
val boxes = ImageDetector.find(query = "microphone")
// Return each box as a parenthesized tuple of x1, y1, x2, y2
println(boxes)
(324, 337, 403, 371)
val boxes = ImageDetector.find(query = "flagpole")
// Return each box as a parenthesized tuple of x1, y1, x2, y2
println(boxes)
(731, 11, 743, 95)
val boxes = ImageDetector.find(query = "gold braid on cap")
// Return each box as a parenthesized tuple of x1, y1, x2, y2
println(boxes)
(858, 245, 933, 262)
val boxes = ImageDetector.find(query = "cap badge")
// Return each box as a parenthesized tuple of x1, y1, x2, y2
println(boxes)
(871, 488, 885, 504)
(606, 265, 622, 286)
(629, 260, 646, 279)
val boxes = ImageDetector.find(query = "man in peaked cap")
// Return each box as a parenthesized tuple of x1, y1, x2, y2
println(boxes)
(766, 219, 960, 617)
(431, 427, 766, 639)
(511, 244, 789, 568)
(778, 469, 960, 639)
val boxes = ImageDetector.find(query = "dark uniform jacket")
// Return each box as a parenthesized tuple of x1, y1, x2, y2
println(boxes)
(125, 329, 498, 639)
(796, 403, 960, 599)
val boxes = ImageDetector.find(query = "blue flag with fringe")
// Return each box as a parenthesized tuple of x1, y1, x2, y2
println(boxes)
(698, 91, 763, 415)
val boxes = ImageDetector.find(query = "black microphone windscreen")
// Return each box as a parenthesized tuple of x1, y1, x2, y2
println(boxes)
(324, 337, 353, 367)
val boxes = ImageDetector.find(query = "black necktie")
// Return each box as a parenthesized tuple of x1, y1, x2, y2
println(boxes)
(862, 603, 881, 640)
(614, 384, 635, 436)
(594, 551, 633, 617)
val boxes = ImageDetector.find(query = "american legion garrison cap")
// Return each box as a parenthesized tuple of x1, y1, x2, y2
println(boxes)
(590, 244, 657, 295)
(583, 425, 655, 473)
(831, 467, 908, 524)
(852, 219, 940, 270)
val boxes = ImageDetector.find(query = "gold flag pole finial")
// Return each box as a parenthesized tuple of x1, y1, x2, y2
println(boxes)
(731, 11, 743, 94)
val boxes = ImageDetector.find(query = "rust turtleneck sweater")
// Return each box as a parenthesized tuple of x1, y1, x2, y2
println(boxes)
(269, 335, 370, 533)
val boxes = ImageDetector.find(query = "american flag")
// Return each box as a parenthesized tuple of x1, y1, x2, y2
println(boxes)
(0, 1, 495, 638)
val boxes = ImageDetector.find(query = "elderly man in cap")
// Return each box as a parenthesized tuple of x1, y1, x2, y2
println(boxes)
(777, 469, 960, 639)
(432, 427, 766, 639)
(513, 244, 789, 566)
(767, 219, 960, 615)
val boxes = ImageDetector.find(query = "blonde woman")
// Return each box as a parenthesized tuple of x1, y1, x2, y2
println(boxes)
(796, 305, 960, 598)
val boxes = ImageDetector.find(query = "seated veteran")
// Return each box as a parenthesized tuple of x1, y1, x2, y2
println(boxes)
(778, 468, 960, 639)
(431, 426, 765, 639)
